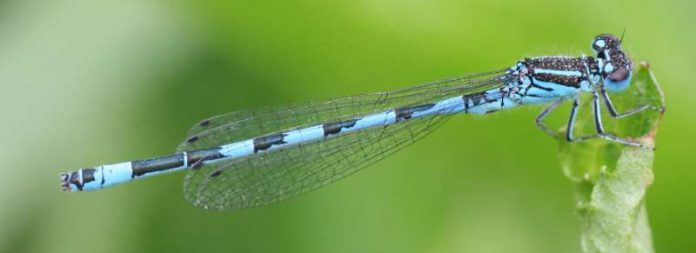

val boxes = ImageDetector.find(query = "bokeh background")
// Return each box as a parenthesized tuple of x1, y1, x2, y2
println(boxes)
(1, 0, 694, 252)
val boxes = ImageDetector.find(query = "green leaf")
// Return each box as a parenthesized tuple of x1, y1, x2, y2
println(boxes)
(557, 61, 665, 253)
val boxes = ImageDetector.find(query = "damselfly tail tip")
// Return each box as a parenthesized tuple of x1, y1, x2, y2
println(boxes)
(59, 172, 73, 192)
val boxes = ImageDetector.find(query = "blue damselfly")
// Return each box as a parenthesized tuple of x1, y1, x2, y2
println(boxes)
(60, 34, 663, 211)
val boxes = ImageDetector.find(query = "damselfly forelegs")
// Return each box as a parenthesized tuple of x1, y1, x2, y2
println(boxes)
(535, 62, 665, 147)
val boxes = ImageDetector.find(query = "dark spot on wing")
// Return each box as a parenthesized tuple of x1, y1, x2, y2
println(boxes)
(199, 120, 210, 127)
(186, 136, 199, 143)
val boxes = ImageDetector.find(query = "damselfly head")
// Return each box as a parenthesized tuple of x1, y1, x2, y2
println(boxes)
(592, 34, 633, 92)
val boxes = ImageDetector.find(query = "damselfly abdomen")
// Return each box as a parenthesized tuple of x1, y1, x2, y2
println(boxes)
(60, 34, 662, 211)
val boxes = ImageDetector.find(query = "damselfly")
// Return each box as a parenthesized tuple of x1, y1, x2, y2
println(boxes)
(60, 34, 662, 211)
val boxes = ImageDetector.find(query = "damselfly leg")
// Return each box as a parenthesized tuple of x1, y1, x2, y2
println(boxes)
(535, 88, 660, 147)
(535, 98, 565, 137)
(599, 87, 664, 119)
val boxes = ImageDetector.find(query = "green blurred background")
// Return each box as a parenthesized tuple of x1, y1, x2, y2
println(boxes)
(1, 0, 694, 252)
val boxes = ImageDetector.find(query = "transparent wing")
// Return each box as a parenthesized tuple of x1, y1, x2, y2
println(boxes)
(177, 70, 507, 151)
(185, 106, 451, 210)
(179, 71, 509, 210)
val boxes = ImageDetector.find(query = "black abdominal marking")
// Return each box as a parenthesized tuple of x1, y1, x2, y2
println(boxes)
(395, 104, 436, 121)
(322, 119, 358, 136)
(253, 133, 288, 153)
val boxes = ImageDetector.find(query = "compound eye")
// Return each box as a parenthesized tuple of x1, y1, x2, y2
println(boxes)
(604, 67, 632, 92)
(608, 68, 630, 82)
